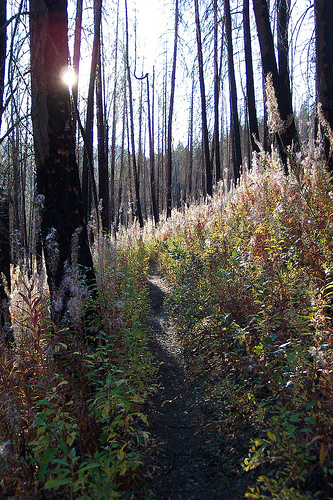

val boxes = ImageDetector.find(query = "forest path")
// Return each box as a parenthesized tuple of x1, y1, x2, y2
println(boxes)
(137, 264, 245, 499)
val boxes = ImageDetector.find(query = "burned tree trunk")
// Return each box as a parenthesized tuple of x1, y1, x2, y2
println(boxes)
(315, 0, 333, 175)
(30, 0, 95, 321)
(252, 0, 298, 172)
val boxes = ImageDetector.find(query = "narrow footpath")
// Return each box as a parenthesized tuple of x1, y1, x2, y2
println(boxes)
(136, 266, 248, 499)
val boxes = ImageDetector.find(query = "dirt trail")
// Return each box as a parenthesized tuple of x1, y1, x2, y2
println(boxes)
(138, 267, 244, 499)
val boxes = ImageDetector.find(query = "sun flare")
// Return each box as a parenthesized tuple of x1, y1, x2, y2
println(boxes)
(61, 66, 76, 89)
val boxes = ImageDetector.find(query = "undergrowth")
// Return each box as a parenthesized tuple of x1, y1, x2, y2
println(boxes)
(2, 144, 333, 499)
(147, 149, 333, 499)
(0, 232, 154, 499)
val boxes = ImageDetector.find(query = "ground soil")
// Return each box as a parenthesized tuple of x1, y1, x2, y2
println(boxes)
(134, 266, 253, 500)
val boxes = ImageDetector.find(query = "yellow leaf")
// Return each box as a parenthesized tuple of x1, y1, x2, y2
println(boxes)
(118, 444, 126, 461)
(131, 394, 144, 403)
(119, 462, 127, 476)
(102, 403, 110, 419)
(161, 400, 172, 407)
(139, 413, 148, 425)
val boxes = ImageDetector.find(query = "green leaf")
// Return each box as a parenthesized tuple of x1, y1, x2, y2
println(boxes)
(58, 439, 68, 455)
(57, 380, 69, 386)
(38, 450, 56, 480)
(305, 401, 317, 411)
(285, 423, 296, 434)
(267, 431, 276, 442)
(51, 459, 70, 466)
(44, 477, 72, 489)
(43, 449, 56, 462)
(304, 417, 316, 425)
(78, 463, 100, 473)
(289, 414, 300, 423)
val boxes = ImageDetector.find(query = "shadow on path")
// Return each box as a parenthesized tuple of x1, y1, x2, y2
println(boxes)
(138, 268, 234, 500)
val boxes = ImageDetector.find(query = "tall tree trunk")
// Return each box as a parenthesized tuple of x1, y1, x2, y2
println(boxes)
(277, 0, 293, 138)
(214, 0, 221, 183)
(252, 0, 298, 173)
(110, 0, 120, 226)
(194, 0, 212, 196)
(82, 0, 101, 223)
(225, 0, 242, 184)
(116, 71, 127, 229)
(96, 59, 109, 231)
(166, 0, 178, 219)
(124, 0, 143, 227)
(0, 0, 14, 345)
(315, 0, 333, 175)
(244, 0, 260, 154)
(138, 77, 143, 213)
(95, 0, 109, 231)
(187, 73, 194, 201)
(30, 0, 95, 321)
(0, 0, 5, 132)
(0, 195, 11, 343)
(72, 0, 82, 133)
(147, 72, 158, 224)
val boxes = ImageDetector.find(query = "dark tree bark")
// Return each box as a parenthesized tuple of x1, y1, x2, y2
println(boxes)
(81, 0, 101, 223)
(194, 0, 212, 196)
(166, 0, 178, 219)
(72, 0, 82, 133)
(225, 0, 242, 184)
(252, 0, 298, 173)
(244, 0, 260, 154)
(95, 0, 109, 231)
(161, 49, 168, 214)
(277, 0, 293, 137)
(277, 0, 289, 77)
(0, 197, 12, 344)
(110, 0, 120, 226)
(147, 72, 159, 224)
(116, 70, 127, 229)
(124, 0, 143, 227)
(0, 0, 12, 344)
(0, 0, 5, 130)
(30, 0, 95, 320)
(187, 73, 194, 200)
(213, 0, 221, 183)
(96, 60, 109, 232)
(315, 0, 333, 175)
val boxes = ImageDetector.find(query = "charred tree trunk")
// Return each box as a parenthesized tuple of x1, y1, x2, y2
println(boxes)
(124, 0, 143, 227)
(0, 197, 12, 344)
(72, 0, 82, 133)
(225, 0, 242, 184)
(194, 0, 212, 196)
(30, 0, 95, 321)
(252, 0, 298, 172)
(81, 0, 101, 223)
(110, 0, 120, 226)
(166, 0, 178, 219)
(187, 73, 194, 201)
(244, 0, 260, 154)
(147, 72, 158, 224)
(214, 0, 221, 183)
(95, 0, 109, 231)
(315, 0, 333, 175)
(116, 73, 127, 229)
(0, 0, 12, 344)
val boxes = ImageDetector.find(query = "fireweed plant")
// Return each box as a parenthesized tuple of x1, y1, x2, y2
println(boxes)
(148, 147, 333, 498)
(0, 225, 154, 498)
